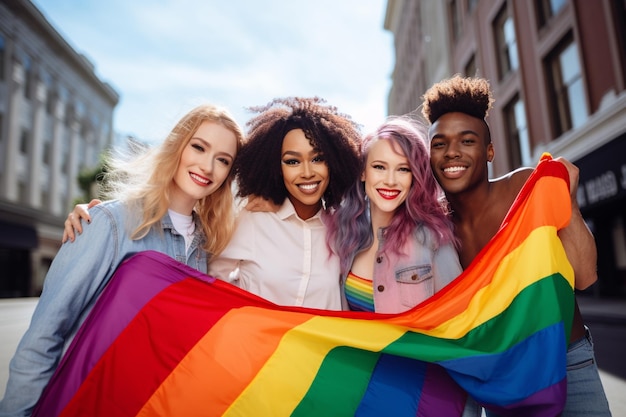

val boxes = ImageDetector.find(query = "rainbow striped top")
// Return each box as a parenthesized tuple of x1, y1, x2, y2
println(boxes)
(345, 270, 375, 312)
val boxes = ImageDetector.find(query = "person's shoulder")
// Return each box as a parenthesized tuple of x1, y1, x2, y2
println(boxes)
(508, 167, 533, 189)
(492, 167, 532, 194)
(233, 206, 277, 234)
(88, 200, 128, 225)
(493, 166, 533, 182)
(91, 199, 123, 214)
(223, 206, 277, 251)
(97, 199, 123, 208)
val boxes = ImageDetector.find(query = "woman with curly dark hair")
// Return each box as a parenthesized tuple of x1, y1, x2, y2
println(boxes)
(209, 96, 362, 309)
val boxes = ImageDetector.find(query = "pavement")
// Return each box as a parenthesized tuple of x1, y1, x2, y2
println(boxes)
(577, 295, 626, 416)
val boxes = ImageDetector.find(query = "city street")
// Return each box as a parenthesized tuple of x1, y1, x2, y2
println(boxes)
(0, 297, 625, 415)
(591, 321, 626, 381)
(579, 296, 626, 415)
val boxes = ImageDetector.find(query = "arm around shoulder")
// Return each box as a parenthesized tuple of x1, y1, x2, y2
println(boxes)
(61, 199, 103, 243)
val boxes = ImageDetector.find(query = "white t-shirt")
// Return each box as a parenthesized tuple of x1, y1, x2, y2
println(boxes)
(168, 209, 195, 252)
(209, 199, 342, 310)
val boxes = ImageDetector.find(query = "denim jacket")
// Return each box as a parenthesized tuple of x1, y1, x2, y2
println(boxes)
(342, 225, 462, 314)
(0, 200, 208, 417)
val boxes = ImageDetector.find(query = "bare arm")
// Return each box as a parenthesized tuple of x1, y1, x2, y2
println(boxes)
(61, 199, 103, 243)
(554, 157, 598, 290)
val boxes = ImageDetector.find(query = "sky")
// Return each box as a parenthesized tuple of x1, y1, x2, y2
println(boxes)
(32, 0, 394, 144)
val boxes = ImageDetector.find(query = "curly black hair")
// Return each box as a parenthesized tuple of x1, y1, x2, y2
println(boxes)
(421, 75, 494, 124)
(234, 97, 362, 210)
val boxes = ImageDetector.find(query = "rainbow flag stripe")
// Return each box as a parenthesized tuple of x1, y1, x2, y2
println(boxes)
(33, 155, 574, 417)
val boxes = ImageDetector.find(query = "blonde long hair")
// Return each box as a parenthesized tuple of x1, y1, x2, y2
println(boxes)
(101, 104, 244, 256)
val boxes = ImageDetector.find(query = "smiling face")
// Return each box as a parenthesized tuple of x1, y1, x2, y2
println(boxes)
(362, 138, 412, 226)
(280, 128, 330, 220)
(428, 111, 494, 196)
(170, 121, 238, 214)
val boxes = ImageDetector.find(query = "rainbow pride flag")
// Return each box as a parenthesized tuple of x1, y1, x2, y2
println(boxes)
(33, 155, 575, 417)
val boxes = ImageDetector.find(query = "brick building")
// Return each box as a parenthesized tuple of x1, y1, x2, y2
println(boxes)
(384, 0, 626, 297)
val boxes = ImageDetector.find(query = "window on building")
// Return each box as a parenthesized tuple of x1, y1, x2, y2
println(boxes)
(0, 35, 5, 81)
(465, 54, 477, 77)
(536, 0, 566, 28)
(43, 72, 56, 115)
(493, 4, 519, 80)
(503, 95, 531, 168)
(46, 91, 56, 115)
(41, 189, 50, 213)
(545, 35, 588, 136)
(18, 182, 28, 205)
(62, 134, 70, 174)
(467, 0, 478, 13)
(77, 137, 85, 166)
(23, 55, 33, 100)
(43, 139, 51, 166)
(20, 129, 30, 154)
(449, 0, 462, 42)
(58, 84, 68, 105)
(76, 100, 85, 118)
(65, 103, 75, 127)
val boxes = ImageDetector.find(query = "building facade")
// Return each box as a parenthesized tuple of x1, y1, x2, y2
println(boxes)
(385, 0, 626, 298)
(0, 0, 119, 297)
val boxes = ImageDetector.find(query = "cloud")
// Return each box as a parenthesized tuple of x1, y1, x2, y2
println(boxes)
(33, 0, 392, 142)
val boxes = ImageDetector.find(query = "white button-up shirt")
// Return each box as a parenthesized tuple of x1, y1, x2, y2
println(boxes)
(209, 199, 342, 310)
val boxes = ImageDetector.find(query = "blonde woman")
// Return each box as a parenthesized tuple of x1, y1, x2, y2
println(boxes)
(0, 104, 244, 417)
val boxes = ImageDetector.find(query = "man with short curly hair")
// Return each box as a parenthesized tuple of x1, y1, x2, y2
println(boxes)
(422, 74, 611, 416)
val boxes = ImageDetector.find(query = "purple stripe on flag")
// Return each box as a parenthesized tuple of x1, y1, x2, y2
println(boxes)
(34, 251, 212, 416)
(417, 363, 467, 417)
(483, 379, 567, 417)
